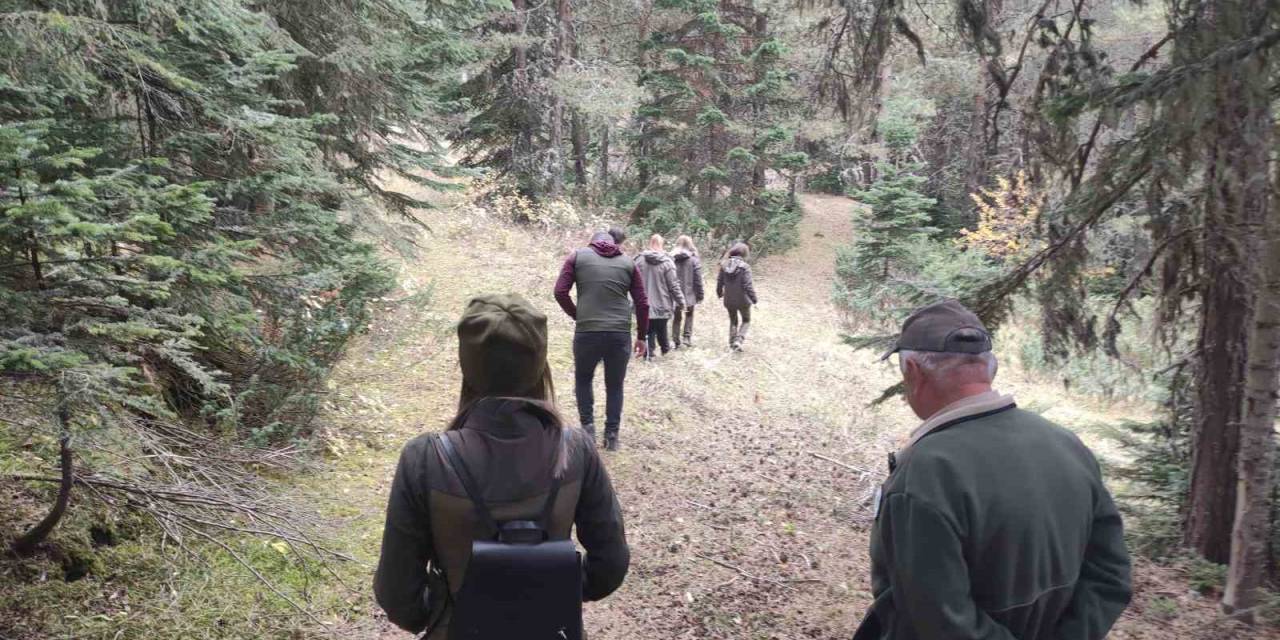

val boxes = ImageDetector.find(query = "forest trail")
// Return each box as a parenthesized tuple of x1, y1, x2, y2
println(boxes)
(314, 193, 1251, 639)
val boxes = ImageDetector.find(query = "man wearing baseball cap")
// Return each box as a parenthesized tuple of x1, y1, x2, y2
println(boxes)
(853, 300, 1132, 640)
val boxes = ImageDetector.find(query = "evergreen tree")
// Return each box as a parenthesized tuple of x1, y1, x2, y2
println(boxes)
(452, 0, 563, 197)
(847, 163, 937, 279)
(0, 0, 486, 550)
(632, 0, 806, 252)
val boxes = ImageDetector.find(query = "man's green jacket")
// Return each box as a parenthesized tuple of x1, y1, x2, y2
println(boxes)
(854, 402, 1132, 640)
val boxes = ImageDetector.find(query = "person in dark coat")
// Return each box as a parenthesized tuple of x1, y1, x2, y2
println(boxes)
(852, 300, 1131, 640)
(635, 234, 686, 359)
(716, 242, 757, 351)
(554, 230, 650, 450)
(374, 294, 629, 639)
(671, 235, 705, 348)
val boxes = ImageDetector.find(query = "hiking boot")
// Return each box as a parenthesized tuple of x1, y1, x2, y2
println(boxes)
(604, 434, 619, 451)
(582, 424, 596, 442)
(683, 335, 693, 347)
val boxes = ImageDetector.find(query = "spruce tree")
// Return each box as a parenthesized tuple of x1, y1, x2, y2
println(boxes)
(846, 163, 938, 280)
(633, 0, 806, 252)
(0, 0, 487, 552)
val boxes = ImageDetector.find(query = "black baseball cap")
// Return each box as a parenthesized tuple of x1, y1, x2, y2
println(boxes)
(879, 299, 992, 361)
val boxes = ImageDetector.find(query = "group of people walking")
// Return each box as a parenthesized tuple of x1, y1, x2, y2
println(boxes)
(552, 228, 758, 451)
(373, 226, 1133, 640)
(630, 232, 759, 358)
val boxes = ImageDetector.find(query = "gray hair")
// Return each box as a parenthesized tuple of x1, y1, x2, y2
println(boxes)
(899, 349, 998, 382)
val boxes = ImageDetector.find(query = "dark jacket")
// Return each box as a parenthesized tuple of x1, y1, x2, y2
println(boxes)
(554, 239, 649, 338)
(854, 404, 1131, 640)
(635, 250, 686, 320)
(672, 250, 704, 307)
(716, 256, 757, 309)
(374, 398, 630, 639)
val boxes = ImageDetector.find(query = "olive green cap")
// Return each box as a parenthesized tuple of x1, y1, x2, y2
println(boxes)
(880, 299, 992, 361)
(457, 294, 550, 399)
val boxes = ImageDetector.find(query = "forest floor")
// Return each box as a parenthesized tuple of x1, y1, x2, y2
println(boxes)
(309, 189, 1263, 640)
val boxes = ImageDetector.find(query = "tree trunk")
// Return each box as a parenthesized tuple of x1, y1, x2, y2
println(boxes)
(965, 63, 990, 196)
(1222, 166, 1279, 623)
(511, 0, 535, 194)
(1184, 0, 1272, 564)
(568, 16, 587, 192)
(545, 0, 571, 197)
(599, 124, 610, 191)
(11, 407, 73, 556)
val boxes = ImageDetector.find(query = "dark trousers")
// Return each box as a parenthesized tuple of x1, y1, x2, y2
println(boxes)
(646, 319, 671, 358)
(672, 305, 695, 344)
(573, 332, 631, 436)
(728, 306, 751, 347)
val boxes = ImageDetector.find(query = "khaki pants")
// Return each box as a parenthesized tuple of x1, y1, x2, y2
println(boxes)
(673, 305, 695, 344)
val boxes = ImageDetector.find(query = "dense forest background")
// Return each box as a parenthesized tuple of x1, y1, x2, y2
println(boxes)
(2, 0, 1279, 636)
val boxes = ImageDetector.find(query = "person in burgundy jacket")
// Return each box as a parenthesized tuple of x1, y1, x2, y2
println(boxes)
(553, 230, 649, 451)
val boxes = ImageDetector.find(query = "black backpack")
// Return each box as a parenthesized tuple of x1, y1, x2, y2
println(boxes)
(437, 432, 583, 640)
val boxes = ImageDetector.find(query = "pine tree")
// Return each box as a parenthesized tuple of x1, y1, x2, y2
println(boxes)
(0, 0, 488, 551)
(848, 163, 938, 279)
(632, 0, 806, 252)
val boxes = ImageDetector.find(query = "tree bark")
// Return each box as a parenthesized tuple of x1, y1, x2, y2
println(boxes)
(1222, 167, 1279, 623)
(11, 407, 73, 556)
(567, 15, 587, 192)
(1184, 0, 1272, 564)
(599, 124, 610, 191)
(511, 0, 535, 195)
(545, 0, 571, 197)
(571, 111, 588, 190)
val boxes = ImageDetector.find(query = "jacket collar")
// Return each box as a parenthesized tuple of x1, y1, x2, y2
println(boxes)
(461, 397, 552, 437)
(904, 390, 1016, 450)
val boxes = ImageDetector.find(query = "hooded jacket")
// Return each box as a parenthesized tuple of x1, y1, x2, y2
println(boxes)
(635, 250, 686, 320)
(374, 398, 629, 639)
(716, 256, 757, 309)
(553, 239, 649, 338)
(671, 250, 705, 307)
(853, 400, 1131, 640)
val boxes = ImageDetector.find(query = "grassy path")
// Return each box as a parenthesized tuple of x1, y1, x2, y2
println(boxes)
(313, 195, 1260, 639)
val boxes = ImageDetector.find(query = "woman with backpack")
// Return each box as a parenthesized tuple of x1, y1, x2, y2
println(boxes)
(374, 293, 629, 640)
(717, 242, 758, 351)
(670, 235, 705, 349)
(634, 234, 686, 360)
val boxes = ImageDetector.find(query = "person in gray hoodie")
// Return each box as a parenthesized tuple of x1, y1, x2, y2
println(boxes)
(670, 235, 705, 348)
(716, 242, 757, 351)
(635, 234, 686, 359)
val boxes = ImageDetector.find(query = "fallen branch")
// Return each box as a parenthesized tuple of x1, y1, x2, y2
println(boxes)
(693, 552, 824, 589)
(808, 451, 876, 476)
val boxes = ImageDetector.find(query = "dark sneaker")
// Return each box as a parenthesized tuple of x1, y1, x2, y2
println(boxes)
(604, 435, 619, 451)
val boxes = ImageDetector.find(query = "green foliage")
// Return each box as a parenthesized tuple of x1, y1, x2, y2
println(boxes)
(0, 0, 491, 440)
(845, 163, 938, 277)
(1103, 366, 1193, 560)
(808, 164, 847, 195)
(629, 1, 804, 254)
(835, 236, 1003, 328)
(0, 3, 480, 596)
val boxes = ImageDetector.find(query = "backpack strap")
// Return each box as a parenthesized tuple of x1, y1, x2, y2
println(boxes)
(439, 432, 501, 537)
(440, 429, 567, 536)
